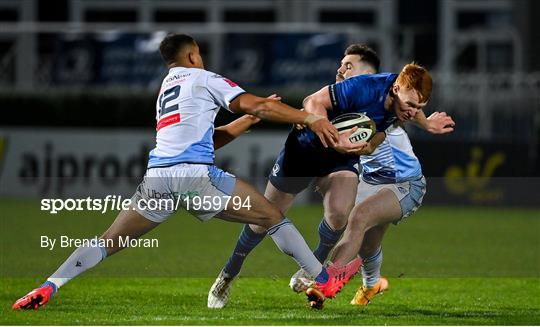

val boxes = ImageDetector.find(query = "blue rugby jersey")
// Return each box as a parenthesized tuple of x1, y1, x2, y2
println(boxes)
(295, 73, 398, 148)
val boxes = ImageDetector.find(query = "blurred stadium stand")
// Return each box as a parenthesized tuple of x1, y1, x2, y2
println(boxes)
(1, 0, 538, 139)
(0, 0, 538, 203)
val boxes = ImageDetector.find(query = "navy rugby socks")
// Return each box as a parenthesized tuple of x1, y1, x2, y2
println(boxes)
(313, 218, 345, 263)
(223, 224, 266, 277)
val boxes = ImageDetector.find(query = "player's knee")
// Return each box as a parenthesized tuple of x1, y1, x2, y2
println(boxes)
(348, 217, 369, 234)
(254, 207, 284, 229)
(349, 207, 373, 232)
(325, 205, 352, 230)
(324, 214, 347, 230)
(263, 215, 283, 229)
(249, 224, 267, 234)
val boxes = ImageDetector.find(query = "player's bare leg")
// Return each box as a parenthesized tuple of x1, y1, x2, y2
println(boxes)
(351, 224, 390, 306)
(265, 181, 297, 215)
(211, 179, 361, 308)
(215, 180, 296, 278)
(359, 224, 389, 259)
(246, 181, 297, 233)
(217, 178, 324, 277)
(290, 171, 357, 293)
(331, 188, 401, 266)
(316, 171, 358, 254)
(99, 209, 160, 255)
(209, 180, 297, 308)
(211, 179, 322, 308)
(303, 190, 397, 309)
(13, 209, 159, 310)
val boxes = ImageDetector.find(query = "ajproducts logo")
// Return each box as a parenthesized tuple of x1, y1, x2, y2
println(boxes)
(17, 143, 150, 195)
(444, 147, 505, 203)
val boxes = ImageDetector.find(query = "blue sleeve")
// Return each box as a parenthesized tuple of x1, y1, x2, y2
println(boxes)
(328, 76, 376, 113)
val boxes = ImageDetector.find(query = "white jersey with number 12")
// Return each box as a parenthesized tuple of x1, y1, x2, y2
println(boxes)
(147, 67, 245, 168)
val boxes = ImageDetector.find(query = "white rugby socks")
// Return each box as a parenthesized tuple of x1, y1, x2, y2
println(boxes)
(47, 240, 107, 288)
(361, 247, 383, 288)
(267, 219, 323, 278)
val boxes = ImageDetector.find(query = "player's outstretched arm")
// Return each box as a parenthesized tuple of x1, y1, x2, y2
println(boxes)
(411, 110, 455, 134)
(229, 93, 338, 147)
(213, 115, 260, 150)
(213, 94, 282, 150)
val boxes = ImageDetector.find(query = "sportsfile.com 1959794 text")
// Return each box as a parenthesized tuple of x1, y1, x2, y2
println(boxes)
(40, 195, 251, 214)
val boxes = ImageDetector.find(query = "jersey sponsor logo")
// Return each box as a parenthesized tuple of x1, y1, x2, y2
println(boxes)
(210, 73, 237, 87)
(164, 73, 190, 84)
(180, 191, 200, 201)
(156, 113, 181, 131)
(223, 78, 238, 87)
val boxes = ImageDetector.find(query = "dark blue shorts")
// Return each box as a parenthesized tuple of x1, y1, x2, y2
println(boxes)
(268, 134, 359, 194)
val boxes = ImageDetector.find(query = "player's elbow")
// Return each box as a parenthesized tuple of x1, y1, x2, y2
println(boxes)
(303, 95, 320, 108)
(232, 94, 272, 117)
(245, 99, 276, 119)
(303, 93, 329, 115)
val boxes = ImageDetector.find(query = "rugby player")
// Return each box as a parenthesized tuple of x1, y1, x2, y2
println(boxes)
(12, 34, 361, 310)
(294, 47, 455, 307)
(208, 44, 452, 309)
(303, 58, 454, 308)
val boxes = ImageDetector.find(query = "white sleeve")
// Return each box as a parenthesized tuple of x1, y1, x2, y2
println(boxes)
(205, 72, 246, 112)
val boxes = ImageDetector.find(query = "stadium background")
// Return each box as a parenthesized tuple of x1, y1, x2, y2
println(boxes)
(0, 0, 539, 325)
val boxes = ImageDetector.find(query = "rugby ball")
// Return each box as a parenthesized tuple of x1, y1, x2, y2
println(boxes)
(331, 113, 376, 143)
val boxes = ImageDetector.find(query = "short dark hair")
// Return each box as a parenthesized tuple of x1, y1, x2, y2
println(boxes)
(159, 33, 196, 64)
(344, 44, 380, 72)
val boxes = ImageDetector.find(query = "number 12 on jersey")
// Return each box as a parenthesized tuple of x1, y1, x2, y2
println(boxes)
(158, 85, 181, 118)
(156, 85, 181, 131)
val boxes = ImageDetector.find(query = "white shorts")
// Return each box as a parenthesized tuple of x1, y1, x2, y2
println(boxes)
(132, 163, 237, 223)
(356, 176, 426, 223)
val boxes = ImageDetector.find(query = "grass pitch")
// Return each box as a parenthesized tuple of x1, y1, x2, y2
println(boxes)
(2, 277, 539, 325)
(1, 200, 539, 325)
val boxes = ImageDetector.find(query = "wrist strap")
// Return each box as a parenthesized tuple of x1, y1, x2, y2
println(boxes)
(303, 114, 323, 125)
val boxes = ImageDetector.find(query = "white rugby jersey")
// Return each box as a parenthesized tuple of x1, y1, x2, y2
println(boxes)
(147, 67, 245, 168)
(360, 124, 422, 184)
